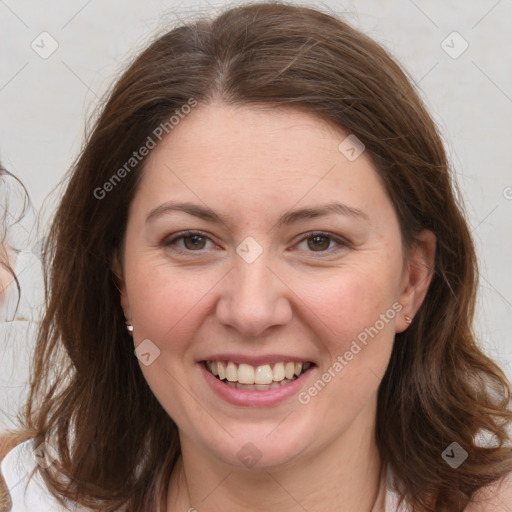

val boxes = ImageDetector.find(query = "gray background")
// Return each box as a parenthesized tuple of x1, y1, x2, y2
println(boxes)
(1, 0, 511, 432)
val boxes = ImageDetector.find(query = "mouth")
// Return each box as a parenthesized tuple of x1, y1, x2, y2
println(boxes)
(202, 360, 314, 391)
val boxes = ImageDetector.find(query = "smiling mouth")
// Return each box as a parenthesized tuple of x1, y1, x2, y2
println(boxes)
(203, 360, 313, 391)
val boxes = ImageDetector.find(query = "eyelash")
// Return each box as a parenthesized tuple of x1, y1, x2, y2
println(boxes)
(163, 230, 351, 256)
(294, 231, 351, 255)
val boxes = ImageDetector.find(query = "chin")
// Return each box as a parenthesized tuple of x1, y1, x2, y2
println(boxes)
(189, 422, 317, 470)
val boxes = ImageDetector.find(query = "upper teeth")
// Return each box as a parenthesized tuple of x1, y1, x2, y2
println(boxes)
(206, 361, 311, 385)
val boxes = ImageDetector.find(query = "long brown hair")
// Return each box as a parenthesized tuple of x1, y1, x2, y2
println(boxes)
(2, 3, 511, 511)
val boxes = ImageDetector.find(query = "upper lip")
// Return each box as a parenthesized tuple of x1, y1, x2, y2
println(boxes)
(199, 353, 315, 366)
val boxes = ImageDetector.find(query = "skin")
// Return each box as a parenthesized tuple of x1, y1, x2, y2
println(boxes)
(0, 243, 14, 310)
(113, 101, 436, 511)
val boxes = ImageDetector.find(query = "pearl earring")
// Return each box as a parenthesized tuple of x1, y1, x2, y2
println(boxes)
(404, 315, 412, 324)
(125, 321, 134, 334)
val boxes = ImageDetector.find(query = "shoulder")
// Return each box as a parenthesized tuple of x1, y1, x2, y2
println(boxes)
(464, 471, 512, 511)
(0, 439, 84, 512)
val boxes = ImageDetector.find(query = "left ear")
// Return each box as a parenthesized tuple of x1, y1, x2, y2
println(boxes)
(396, 230, 436, 333)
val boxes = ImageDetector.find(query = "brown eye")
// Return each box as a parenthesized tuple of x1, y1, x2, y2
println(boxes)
(183, 234, 207, 250)
(164, 231, 215, 252)
(307, 235, 331, 251)
(294, 232, 349, 256)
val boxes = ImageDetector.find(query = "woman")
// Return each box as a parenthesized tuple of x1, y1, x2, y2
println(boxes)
(1, 3, 511, 511)
(0, 160, 31, 311)
(0, 165, 18, 312)
(0, 162, 31, 511)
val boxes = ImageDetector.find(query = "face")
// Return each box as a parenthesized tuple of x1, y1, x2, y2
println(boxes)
(115, 101, 434, 469)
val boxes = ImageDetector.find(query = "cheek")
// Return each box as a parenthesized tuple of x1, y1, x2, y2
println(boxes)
(125, 258, 219, 351)
(127, 262, 211, 423)
(295, 263, 401, 343)
(296, 270, 399, 423)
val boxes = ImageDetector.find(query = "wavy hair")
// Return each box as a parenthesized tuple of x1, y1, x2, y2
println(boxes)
(1, 3, 511, 511)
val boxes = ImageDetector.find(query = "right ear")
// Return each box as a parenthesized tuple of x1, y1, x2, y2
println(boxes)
(112, 251, 131, 320)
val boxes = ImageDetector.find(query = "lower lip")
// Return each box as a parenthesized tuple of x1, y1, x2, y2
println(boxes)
(199, 363, 315, 407)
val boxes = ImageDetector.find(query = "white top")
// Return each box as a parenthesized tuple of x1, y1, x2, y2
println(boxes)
(1, 441, 90, 512)
(1, 440, 409, 511)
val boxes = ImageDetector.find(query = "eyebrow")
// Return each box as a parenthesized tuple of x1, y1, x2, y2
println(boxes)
(145, 200, 369, 226)
(275, 201, 369, 227)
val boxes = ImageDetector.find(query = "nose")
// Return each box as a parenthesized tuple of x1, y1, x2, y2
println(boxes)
(215, 255, 293, 338)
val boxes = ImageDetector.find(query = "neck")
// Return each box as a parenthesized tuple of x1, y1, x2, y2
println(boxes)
(167, 398, 383, 512)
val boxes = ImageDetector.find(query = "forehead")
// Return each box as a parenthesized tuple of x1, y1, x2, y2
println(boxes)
(152, 102, 341, 168)
(132, 101, 395, 228)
